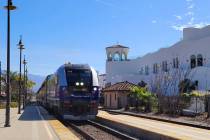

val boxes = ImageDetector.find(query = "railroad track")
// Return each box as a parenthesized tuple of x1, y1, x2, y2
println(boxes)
(65, 120, 138, 140)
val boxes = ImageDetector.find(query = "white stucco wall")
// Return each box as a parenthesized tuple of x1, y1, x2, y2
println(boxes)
(106, 26, 210, 92)
(98, 74, 106, 89)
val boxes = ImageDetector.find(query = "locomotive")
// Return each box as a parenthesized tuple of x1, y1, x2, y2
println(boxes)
(37, 63, 99, 120)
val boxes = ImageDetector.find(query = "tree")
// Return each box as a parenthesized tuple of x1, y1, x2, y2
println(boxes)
(149, 63, 195, 115)
(1, 71, 35, 102)
(129, 86, 157, 112)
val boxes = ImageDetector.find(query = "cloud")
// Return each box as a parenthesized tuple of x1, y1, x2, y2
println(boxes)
(185, 11, 194, 16)
(171, 0, 210, 31)
(152, 20, 157, 24)
(95, 0, 114, 7)
(174, 15, 182, 20)
(172, 22, 210, 31)
(188, 4, 195, 9)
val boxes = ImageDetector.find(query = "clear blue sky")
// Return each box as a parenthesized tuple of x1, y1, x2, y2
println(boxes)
(0, 0, 210, 76)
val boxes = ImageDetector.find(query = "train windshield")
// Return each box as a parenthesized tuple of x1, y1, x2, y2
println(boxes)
(65, 69, 92, 92)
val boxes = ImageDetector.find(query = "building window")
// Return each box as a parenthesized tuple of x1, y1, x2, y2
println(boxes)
(139, 67, 144, 75)
(122, 53, 126, 61)
(113, 52, 121, 61)
(162, 61, 168, 72)
(115, 93, 117, 100)
(173, 57, 179, 68)
(105, 94, 107, 106)
(108, 53, 112, 61)
(145, 65, 149, 75)
(110, 94, 112, 107)
(153, 63, 158, 74)
(176, 57, 179, 68)
(190, 55, 196, 69)
(197, 54, 203, 66)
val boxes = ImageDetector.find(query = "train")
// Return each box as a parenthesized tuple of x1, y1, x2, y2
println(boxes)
(37, 63, 99, 120)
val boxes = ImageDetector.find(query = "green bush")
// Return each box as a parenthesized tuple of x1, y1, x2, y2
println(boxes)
(180, 91, 204, 111)
(0, 102, 18, 109)
(190, 91, 203, 97)
(129, 86, 157, 112)
(10, 102, 18, 108)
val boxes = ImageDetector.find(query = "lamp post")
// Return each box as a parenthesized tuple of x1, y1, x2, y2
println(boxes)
(4, 0, 16, 127)
(0, 61, 1, 96)
(25, 66, 28, 104)
(17, 36, 24, 114)
(23, 56, 27, 109)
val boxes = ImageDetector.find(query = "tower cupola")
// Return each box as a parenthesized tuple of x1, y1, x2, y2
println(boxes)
(106, 44, 129, 61)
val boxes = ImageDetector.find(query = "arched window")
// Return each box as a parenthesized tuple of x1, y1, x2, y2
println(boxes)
(113, 52, 120, 61)
(145, 65, 149, 75)
(108, 53, 112, 61)
(197, 54, 203, 66)
(153, 63, 158, 74)
(190, 55, 196, 68)
(121, 53, 126, 61)
(173, 57, 179, 68)
(139, 67, 144, 75)
(162, 61, 168, 72)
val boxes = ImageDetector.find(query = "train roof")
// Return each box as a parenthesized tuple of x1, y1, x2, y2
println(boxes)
(59, 63, 90, 70)
(37, 63, 93, 94)
(36, 74, 52, 94)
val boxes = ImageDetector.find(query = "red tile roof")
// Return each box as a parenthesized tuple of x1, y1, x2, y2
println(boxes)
(103, 81, 138, 92)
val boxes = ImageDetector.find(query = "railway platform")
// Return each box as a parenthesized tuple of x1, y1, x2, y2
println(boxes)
(0, 104, 79, 140)
(97, 110, 210, 140)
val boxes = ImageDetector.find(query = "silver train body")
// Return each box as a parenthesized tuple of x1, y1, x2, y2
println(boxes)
(37, 63, 99, 120)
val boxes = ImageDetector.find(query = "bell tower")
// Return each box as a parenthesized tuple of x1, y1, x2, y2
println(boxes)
(106, 44, 129, 61)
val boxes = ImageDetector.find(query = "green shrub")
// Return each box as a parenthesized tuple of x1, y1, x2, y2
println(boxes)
(190, 91, 203, 97)
(129, 86, 157, 112)
(0, 102, 18, 109)
(10, 102, 18, 108)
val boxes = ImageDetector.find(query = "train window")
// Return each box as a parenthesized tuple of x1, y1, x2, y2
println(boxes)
(65, 69, 92, 87)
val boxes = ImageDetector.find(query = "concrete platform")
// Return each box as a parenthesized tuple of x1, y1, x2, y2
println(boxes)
(0, 105, 79, 140)
(97, 110, 210, 140)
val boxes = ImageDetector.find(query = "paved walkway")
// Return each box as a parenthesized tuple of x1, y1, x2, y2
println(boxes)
(0, 105, 59, 140)
(98, 111, 210, 140)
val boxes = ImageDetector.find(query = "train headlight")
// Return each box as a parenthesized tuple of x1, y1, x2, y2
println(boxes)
(93, 87, 97, 91)
(80, 82, 84, 86)
(75, 82, 79, 86)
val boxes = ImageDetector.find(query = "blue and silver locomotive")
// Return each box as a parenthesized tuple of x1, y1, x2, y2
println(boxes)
(37, 63, 99, 120)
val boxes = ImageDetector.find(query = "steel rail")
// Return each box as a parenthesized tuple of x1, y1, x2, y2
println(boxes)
(66, 121, 95, 140)
(87, 120, 137, 140)
(65, 120, 138, 140)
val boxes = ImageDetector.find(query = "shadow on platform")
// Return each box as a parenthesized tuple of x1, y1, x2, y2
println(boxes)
(18, 104, 55, 121)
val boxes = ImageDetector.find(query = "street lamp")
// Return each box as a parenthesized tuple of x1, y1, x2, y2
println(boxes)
(23, 55, 27, 109)
(25, 66, 28, 104)
(17, 36, 24, 113)
(0, 61, 1, 97)
(4, 0, 16, 127)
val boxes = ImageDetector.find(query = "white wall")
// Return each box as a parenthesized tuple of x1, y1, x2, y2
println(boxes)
(106, 26, 210, 92)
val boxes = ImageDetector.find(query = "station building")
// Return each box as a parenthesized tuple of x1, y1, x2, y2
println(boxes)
(105, 25, 210, 93)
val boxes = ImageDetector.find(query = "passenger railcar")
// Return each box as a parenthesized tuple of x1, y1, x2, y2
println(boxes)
(37, 63, 99, 120)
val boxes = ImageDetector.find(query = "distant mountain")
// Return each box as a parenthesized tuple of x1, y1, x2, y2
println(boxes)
(28, 74, 46, 92)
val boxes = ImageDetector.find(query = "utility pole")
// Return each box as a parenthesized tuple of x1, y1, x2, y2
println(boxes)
(17, 36, 24, 113)
(0, 61, 1, 97)
(25, 66, 28, 104)
(4, 0, 16, 127)
(23, 56, 27, 109)
(0, 61, 1, 95)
